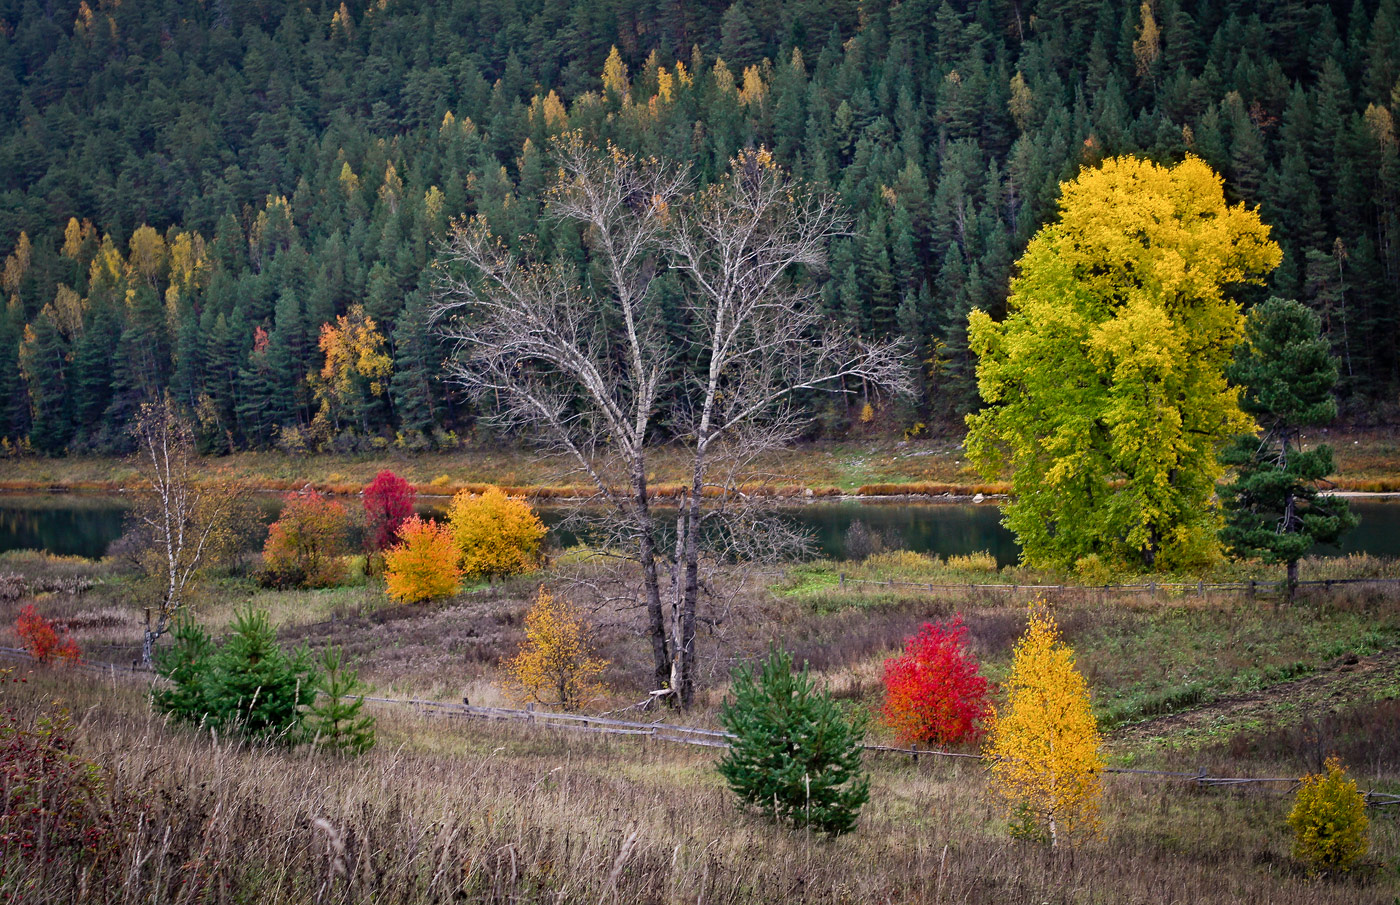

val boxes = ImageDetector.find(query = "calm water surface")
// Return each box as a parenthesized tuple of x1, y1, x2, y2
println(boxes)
(3, 493, 1399, 564)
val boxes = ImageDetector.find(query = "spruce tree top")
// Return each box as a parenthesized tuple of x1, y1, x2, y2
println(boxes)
(1228, 297, 1338, 428)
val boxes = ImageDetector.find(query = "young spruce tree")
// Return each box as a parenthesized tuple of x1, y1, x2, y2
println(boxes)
(717, 648, 869, 835)
(1220, 297, 1356, 600)
(307, 647, 376, 755)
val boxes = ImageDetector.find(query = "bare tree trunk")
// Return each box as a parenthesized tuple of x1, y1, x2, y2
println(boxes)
(631, 468, 671, 693)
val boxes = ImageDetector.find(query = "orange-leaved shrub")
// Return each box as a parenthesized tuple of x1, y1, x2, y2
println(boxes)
(261, 489, 350, 588)
(985, 602, 1103, 847)
(447, 486, 546, 581)
(384, 516, 461, 603)
(14, 604, 80, 665)
(505, 587, 607, 710)
(1288, 755, 1369, 873)
(882, 617, 989, 746)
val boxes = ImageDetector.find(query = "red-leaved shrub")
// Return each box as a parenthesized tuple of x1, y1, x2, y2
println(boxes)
(882, 617, 990, 747)
(364, 470, 416, 552)
(14, 604, 80, 665)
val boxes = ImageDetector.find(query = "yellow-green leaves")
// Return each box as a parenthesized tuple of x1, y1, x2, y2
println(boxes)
(966, 155, 1278, 571)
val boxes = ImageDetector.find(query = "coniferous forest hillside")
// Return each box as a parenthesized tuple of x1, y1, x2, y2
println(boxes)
(1, 0, 1398, 455)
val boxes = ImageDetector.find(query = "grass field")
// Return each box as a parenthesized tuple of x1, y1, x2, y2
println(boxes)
(2, 543, 1399, 903)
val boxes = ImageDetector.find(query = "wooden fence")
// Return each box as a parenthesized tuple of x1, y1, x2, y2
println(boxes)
(4, 645, 1398, 809)
(832, 573, 1400, 597)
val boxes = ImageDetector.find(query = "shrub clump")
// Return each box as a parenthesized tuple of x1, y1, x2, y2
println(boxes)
(717, 647, 869, 835)
(154, 609, 317, 742)
(363, 469, 416, 553)
(447, 486, 546, 581)
(882, 617, 990, 747)
(384, 516, 461, 603)
(261, 489, 351, 588)
(13, 603, 80, 665)
(1287, 755, 1369, 874)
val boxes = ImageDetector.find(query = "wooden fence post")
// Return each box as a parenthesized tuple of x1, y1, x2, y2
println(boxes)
(839, 572, 845, 588)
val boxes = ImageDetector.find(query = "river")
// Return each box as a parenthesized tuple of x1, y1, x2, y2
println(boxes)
(2, 493, 1398, 565)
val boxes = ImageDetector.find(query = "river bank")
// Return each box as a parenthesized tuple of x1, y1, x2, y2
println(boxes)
(0, 427, 1396, 499)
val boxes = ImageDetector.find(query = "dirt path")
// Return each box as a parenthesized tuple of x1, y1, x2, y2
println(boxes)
(1112, 646, 1400, 747)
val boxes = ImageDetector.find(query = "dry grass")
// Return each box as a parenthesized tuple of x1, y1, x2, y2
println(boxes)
(3, 666, 1396, 905)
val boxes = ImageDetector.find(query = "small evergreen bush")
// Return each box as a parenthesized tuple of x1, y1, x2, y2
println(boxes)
(154, 609, 316, 742)
(306, 647, 376, 755)
(717, 648, 869, 835)
(1287, 756, 1369, 874)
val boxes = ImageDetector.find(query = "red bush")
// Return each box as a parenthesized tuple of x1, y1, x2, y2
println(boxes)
(14, 604, 80, 666)
(881, 617, 990, 747)
(363, 470, 416, 552)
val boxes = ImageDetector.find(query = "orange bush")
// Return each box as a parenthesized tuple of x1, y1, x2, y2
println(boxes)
(384, 516, 461, 603)
(14, 604, 80, 665)
(261, 489, 350, 588)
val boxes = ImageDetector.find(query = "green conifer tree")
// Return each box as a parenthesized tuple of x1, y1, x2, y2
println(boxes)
(307, 647, 376, 756)
(1221, 297, 1356, 599)
(717, 647, 869, 836)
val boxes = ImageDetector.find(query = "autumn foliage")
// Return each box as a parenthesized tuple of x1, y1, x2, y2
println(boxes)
(384, 516, 461, 603)
(1288, 756, 1370, 874)
(14, 604, 80, 665)
(505, 587, 607, 710)
(985, 603, 1103, 847)
(881, 618, 990, 747)
(447, 486, 546, 581)
(363, 469, 416, 552)
(261, 490, 351, 588)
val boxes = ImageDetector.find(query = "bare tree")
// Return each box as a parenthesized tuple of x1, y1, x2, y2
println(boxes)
(434, 138, 909, 707)
(130, 397, 245, 665)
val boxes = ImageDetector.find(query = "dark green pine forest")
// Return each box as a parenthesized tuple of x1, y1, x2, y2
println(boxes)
(1, 0, 1398, 455)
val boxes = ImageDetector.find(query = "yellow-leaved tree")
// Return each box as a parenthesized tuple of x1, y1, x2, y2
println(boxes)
(966, 155, 1280, 572)
(384, 516, 461, 603)
(985, 603, 1104, 847)
(312, 303, 392, 434)
(506, 586, 607, 710)
(1288, 756, 1369, 874)
(447, 486, 546, 581)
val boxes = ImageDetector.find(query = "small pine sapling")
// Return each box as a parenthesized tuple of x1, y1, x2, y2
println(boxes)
(718, 647, 870, 836)
(384, 516, 461, 603)
(152, 617, 215, 724)
(307, 647, 376, 756)
(505, 587, 608, 710)
(199, 609, 317, 741)
(985, 602, 1104, 847)
(14, 604, 80, 665)
(1287, 756, 1369, 874)
(882, 617, 990, 746)
(447, 486, 546, 581)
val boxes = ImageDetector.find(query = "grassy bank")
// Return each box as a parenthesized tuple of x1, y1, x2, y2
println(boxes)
(0, 426, 1390, 498)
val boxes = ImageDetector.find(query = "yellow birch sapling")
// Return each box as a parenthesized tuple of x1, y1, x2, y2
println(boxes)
(506, 586, 607, 710)
(985, 601, 1104, 846)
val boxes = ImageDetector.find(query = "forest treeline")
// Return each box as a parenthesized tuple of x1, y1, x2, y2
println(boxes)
(0, 0, 1398, 455)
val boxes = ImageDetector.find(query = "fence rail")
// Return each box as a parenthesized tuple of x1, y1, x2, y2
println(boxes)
(4, 646, 1397, 807)
(832, 574, 1400, 596)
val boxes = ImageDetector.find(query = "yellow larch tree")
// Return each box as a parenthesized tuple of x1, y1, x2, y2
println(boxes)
(985, 602, 1104, 847)
(446, 486, 546, 581)
(506, 586, 608, 710)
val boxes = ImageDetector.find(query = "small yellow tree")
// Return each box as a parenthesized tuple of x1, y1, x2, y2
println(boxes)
(1288, 756, 1369, 874)
(447, 486, 546, 580)
(985, 602, 1104, 847)
(384, 516, 461, 603)
(506, 587, 608, 710)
